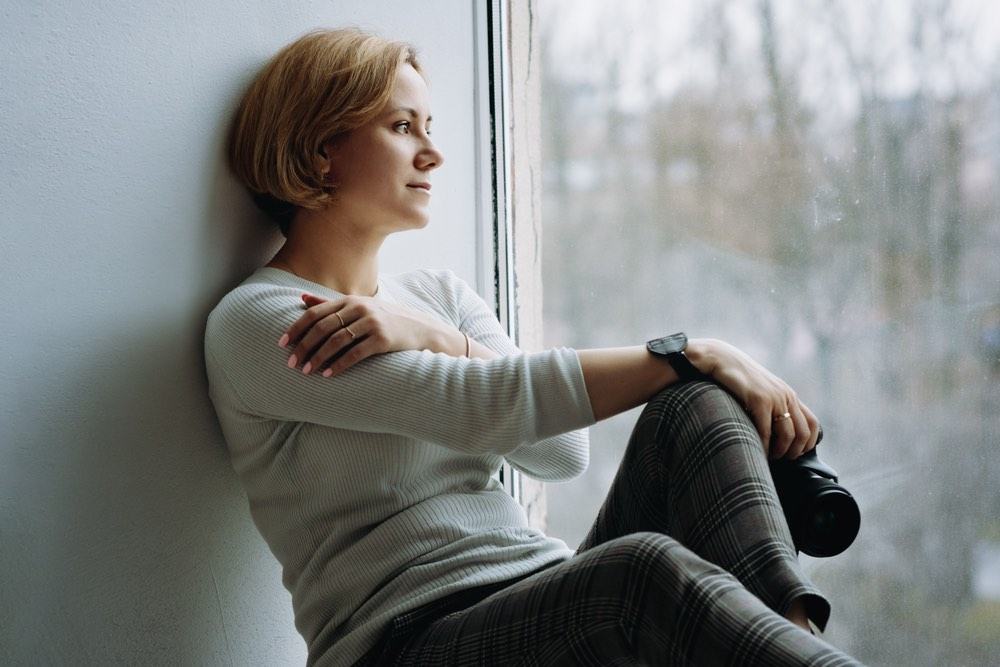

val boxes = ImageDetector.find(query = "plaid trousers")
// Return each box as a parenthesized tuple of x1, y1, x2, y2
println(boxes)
(359, 382, 864, 666)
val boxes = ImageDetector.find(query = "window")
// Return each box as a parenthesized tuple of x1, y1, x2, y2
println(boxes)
(538, 1, 1000, 663)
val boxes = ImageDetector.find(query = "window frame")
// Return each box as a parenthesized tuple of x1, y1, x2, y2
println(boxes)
(477, 0, 546, 519)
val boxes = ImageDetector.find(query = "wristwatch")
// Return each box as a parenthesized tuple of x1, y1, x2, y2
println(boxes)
(646, 332, 704, 382)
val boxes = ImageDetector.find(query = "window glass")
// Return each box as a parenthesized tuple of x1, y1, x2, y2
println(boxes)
(539, 1, 1000, 662)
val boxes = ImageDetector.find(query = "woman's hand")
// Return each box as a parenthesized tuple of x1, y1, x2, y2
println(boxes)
(685, 338, 820, 460)
(279, 294, 463, 377)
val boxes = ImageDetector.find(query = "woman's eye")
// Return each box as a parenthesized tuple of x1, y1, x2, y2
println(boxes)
(394, 121, 410, 134)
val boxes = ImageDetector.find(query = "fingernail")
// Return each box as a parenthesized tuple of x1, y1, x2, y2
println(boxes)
(287, 354, 298, 368)
(278, 333, 290, 347)
(302, 362, 312, 374)
(323, 368, 333, 378)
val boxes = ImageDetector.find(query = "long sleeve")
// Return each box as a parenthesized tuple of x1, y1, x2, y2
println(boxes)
(205, 272, 594, 457)
(423, 271, 591, 481)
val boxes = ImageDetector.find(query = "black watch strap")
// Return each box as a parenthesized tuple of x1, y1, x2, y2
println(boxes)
(647, 332, 704, 382)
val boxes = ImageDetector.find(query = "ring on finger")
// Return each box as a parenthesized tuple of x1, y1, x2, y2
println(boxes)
(773, 412, 792, 423)
(335, 312, 347, 329)
(344, 325, 357, 339)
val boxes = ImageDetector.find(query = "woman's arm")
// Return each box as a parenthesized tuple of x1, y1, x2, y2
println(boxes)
(279, 275, 816, 460)
(259, 272, 591, 479)
(577, 339, 819, 460)
(206, 283, 596, 456)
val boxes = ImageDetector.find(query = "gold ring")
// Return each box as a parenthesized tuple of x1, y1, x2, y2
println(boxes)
(335, 312, 347, 328)
(773, 412, 792, 422)
(345, 326, 357, 339)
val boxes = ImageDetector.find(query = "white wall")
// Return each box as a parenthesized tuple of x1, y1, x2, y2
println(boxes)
(0, 1, 488, 664)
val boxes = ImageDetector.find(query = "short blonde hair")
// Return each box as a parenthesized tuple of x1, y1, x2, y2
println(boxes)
(228, 28, 421, 233)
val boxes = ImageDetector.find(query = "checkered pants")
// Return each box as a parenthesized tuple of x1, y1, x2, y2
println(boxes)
(359, 382, 864, 666)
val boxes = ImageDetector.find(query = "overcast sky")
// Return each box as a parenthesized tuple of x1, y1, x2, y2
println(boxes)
(540, 0, 1000, 116)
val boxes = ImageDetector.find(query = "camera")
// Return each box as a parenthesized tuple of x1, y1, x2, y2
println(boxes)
(769, 429, 860, 558)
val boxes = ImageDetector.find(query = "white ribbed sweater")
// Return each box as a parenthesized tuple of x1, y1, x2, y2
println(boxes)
(204, 268, 595, 666)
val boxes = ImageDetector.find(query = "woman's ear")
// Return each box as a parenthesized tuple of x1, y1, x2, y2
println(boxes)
(315, 141, 335, 179)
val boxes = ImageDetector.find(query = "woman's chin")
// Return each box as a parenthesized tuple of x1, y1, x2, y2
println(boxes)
(385, 216, 430, 236)
(408, 213, 431, 230)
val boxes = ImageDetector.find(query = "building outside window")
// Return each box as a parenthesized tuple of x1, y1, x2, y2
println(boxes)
(536, 1, 1000, 664)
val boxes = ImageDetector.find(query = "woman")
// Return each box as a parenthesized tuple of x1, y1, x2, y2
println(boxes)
(206, 28, 863, 666)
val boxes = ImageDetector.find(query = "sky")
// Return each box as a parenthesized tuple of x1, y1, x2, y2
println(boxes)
(539, 0, 1000, 117)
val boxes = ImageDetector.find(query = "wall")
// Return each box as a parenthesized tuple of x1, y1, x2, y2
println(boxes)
(0, 1, 489, 664)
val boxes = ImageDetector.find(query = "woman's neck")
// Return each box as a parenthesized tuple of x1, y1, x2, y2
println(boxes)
(268, 212, 382, 296)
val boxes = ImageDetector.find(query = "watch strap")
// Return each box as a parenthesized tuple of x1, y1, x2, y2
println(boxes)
(647, 332, 705, 382)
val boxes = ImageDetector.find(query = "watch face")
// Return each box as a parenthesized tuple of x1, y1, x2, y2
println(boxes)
(648, 333, 687, 356)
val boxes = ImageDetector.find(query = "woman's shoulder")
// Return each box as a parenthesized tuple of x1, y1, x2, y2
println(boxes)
(393, 269, 497, 326)
(384, 268, 479, 312)
(206, 269, 303, 344)
(386, 268, 469, 294)
(212, 267, 300, 309)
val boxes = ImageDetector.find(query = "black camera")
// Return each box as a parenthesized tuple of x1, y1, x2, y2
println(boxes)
(769, 430, 860, 558)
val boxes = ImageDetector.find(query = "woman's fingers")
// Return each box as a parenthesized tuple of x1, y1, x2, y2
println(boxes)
(321, 336, 383, 377)
(769, 407, 797, 459)
(305, 309, 380, 373)
(278, 295, 357, 369)
(695, 339, 820, 461)
(294, 305, 366, 372)
(769, 400, 820, 460)
(299, 324, 357, 373)
(279, 294, 336, 348)
(744, 397, 774, 455)
(279, 293, 461, 376)
(796, 403, 821, 456)
(283, 297, 398, 374)
(740, 387, 818, 460)
(301, 294, 325, 308)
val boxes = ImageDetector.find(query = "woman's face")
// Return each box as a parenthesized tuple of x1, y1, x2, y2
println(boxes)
(324, 63, 444, 235)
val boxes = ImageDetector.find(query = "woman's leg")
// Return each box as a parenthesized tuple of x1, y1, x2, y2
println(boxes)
(366, 381, 862, 665)
(380, 533, 861, 666)
(579, 380, 830, 629)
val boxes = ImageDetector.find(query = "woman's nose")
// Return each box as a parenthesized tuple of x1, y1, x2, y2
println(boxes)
(418, 139, 444, 171)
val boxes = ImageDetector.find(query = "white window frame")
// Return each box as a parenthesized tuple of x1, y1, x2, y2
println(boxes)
(476, 0, 547, 522)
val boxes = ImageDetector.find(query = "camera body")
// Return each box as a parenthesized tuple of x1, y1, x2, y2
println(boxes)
(769, 436, 860, 558)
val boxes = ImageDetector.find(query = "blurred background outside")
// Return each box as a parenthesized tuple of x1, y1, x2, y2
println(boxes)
(537, 1, 1000, 664)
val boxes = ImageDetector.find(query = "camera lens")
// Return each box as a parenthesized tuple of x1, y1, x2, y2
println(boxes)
(790, 482, 861, 558)
(770, 448, 861, 558)
(812, 509, 836, 531)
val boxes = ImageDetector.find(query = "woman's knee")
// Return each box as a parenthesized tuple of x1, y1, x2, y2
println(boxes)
(647, 380, 747, 428)
(522, 535, 738, 663)
(581, 533, 700, 591)
(574, 533, 737, 628)
(635, 381, 757, 459)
